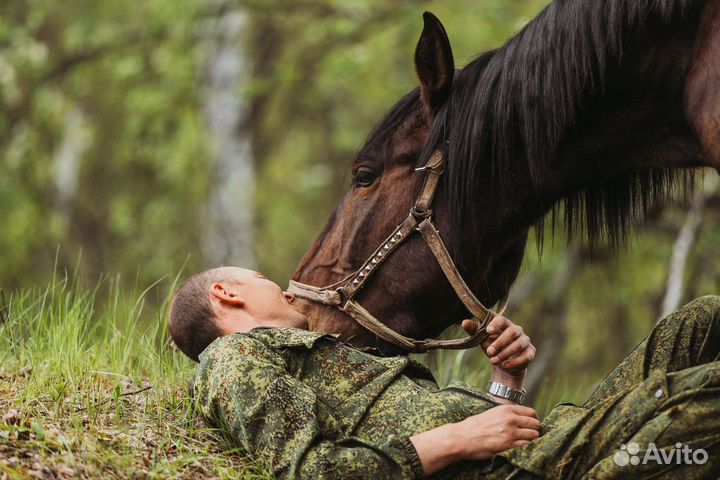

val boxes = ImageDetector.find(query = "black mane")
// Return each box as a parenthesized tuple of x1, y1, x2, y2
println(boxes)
(421, 0, 699, 251)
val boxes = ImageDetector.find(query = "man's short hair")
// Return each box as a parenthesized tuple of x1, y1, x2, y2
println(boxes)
(169, 270, 222, 362)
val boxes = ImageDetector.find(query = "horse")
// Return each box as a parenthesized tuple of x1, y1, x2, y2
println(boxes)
(291, 0, 720, 356)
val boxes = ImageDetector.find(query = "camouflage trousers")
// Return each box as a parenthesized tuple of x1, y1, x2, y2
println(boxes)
(479, 296, 720, 480)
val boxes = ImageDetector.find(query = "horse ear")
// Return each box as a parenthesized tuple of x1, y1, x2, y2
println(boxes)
(415, 12, 455, 117)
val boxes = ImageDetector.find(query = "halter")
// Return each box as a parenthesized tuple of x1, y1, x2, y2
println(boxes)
(289, 150, 508, 353)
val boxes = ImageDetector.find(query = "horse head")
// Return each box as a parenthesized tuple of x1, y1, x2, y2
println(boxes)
(292, 13, 528, 354)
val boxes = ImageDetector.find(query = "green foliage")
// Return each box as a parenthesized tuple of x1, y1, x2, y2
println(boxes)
(0, 0, 565, 288)
(0, 0, 210, 289)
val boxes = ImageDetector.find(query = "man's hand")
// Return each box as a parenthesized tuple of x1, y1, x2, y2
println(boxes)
(454, 405, 541, 460)
(463, 315, 536, 400)
(410, 405, 541, 475)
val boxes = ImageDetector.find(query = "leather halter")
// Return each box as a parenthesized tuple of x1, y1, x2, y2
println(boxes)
(289, 150, 509, 353)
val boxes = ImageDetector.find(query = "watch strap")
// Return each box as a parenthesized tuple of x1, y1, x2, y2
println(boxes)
(487, 380, 527, 405)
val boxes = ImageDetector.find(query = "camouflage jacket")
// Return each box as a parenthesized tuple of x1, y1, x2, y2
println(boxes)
(192, 327, 504, 479)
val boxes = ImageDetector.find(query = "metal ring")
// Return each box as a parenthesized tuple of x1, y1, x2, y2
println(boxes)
(410, 206, 432, 219)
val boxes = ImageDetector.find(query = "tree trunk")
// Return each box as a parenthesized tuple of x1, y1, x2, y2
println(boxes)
(53, 105, 91, 221)
(201, 4, 255, 268)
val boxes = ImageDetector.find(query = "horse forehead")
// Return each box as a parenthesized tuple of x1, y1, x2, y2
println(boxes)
(392, 116, 430, 157)
(356, 115, 428, 168)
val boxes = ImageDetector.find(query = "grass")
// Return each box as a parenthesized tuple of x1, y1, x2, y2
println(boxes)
(0, 272, 272, 480)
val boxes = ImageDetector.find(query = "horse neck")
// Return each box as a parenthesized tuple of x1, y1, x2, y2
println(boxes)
(550, 23, 701, 180)
(442, 4, 712, 289)
(517, 6, 712, 245)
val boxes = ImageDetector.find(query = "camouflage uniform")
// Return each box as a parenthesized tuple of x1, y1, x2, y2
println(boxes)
(192, 296, 720, 479)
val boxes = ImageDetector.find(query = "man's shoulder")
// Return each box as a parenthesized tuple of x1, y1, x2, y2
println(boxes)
(197, 328, 339, 364)
(250, 327, 340, 350)
(195, 333, 265, 372)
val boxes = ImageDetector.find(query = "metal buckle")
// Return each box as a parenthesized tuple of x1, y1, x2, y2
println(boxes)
(414, 164, 443, 174)
(410, 206, 432, 220)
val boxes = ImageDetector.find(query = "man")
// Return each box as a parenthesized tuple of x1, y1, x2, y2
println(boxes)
(169, 267, 720, 479)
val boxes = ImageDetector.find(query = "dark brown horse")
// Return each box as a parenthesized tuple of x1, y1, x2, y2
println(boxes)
(292, 0, 720, 355)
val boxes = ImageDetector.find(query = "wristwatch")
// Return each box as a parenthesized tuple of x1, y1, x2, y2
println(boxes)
(487, 381, 527, 405)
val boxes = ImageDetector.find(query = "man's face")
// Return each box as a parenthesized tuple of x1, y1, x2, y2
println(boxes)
(214, 267, 309, 330)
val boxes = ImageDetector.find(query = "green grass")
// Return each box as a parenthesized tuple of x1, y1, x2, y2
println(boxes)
(0, 273, 272, 479)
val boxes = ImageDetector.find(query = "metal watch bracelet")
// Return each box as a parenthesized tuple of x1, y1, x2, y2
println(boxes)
(487, 380, 527, 405)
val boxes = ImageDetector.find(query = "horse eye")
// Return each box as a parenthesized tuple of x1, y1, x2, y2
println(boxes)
(354, 167, 377, 188)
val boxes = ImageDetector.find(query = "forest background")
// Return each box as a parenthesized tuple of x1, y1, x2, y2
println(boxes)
(0, 0, 719, 477)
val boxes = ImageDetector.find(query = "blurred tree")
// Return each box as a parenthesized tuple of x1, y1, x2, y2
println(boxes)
(201, 3, 255, 268)
(0, 0, 211, 288)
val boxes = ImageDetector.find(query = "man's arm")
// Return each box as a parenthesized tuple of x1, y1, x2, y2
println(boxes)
(193, 335, 425, 479)
(410, 405, 541, 476)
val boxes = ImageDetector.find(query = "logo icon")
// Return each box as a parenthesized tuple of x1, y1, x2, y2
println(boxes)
(614, 442, 708, 467)
(614, 443, 641, 466)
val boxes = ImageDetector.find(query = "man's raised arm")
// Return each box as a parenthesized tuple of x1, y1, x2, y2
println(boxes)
(413, 315, 540, 476)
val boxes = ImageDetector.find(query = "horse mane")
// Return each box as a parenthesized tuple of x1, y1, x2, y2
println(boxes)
(421, 0, 699, 252)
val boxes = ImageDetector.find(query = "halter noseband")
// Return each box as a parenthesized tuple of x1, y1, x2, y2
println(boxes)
(289, 150, 508, 353)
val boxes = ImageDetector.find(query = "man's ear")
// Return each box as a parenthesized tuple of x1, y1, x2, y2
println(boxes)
(415, 11, 455, 118)
(211, 283, 245, 307)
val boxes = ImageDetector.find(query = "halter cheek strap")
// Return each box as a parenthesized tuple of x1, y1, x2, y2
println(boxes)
(288, 150, 509, 353)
